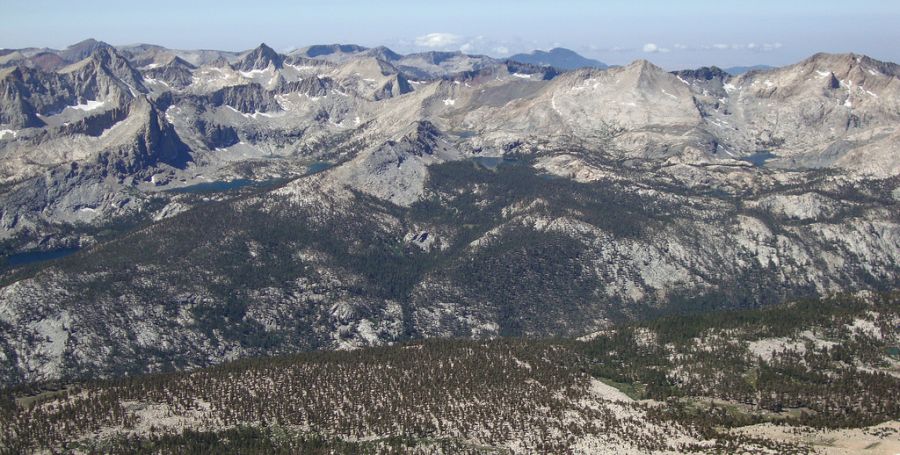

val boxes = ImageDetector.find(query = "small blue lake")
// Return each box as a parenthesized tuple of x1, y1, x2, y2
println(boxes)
(170, 179, 258, 194)
(741, 152, 776, 167)
(3, 247, 79, 269)
(170, 162, 333, 194)
(306, 161, 333, 175)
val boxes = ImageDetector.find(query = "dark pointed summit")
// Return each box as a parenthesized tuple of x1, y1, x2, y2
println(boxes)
(163, 55, 196, 70)
(60, 38, 113, 62)
(235, 43, 284, 72)
(56, 46, 148, 99)
(89, 46, 145, 85)
(673, 66, 730, 82)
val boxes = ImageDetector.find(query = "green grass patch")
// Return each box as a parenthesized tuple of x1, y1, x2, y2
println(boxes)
(597, 377, 646, 400)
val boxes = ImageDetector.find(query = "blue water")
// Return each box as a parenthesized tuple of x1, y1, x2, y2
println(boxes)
(170, 179, 257, 194)
(3, 247, 79, 268)
(306, 162, 333, 175)
(741, 152, 776, 167)
(172, 163, 333, 194)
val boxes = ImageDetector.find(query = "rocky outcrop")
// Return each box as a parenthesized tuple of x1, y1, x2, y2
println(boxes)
(234, 43, 283, 72)
(276, 76, 332, 97)
(672, 66, 730, 82)
(58, 39, 113, 62)
(142, 56, 196, 88)
(196, 118, 239, 149)
(96, 100, 190, 175)
(0, 68, 45, 128)
(373, 73, 412, 100)
(62, 47, 147, 99)
(205, 83, 281, 113)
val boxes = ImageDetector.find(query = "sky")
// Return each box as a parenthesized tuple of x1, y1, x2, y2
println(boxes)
(2, 0, 900, 69)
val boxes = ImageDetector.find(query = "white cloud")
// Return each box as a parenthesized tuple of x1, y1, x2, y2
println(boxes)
(404, 34, 534, 57)
(690, 42, 784, 52)
(642, 43, 670, 53)
(414, 32, 461, 49)
(401, 34, 605, 59)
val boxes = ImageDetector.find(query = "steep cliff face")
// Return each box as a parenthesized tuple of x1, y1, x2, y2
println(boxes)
(204, 83, 282, 113)
(95, 99, 191, 174)
(0, 67, 51, 128)
(58, 47, 146, 104)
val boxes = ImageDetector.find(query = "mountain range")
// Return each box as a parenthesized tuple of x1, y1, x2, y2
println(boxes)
(0, 38, 898, 380)
(0, 39, 897, 452)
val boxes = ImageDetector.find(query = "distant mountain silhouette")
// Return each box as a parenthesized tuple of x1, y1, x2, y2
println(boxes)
(508, 48, 607, 70)
(724, 64, 774, 75)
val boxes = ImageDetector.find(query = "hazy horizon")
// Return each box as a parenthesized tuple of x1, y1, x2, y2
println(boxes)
(2, 0, 899, 70)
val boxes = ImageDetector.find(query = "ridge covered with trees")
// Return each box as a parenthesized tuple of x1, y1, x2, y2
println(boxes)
(2, 293, 896, 453)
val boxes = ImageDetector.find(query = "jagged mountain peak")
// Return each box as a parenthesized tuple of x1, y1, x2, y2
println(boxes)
(673, 66, 730, 82)
(162, 55, 196, 69)
(235, 43, 284, 71)
(60, 38, 113, 62)
(140, 54, 197, 88)
(618, 59, 675, 85)
(90, 46, 146, 84)
(624, 58, 660, 71)
(68, 38, 107, 48)
(729, 51, 899, 99)
(53, 45, 147, 101)
(794, 52, 900, 78)
(405, 119, 442, 142)
(87, 45, 129, 64)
